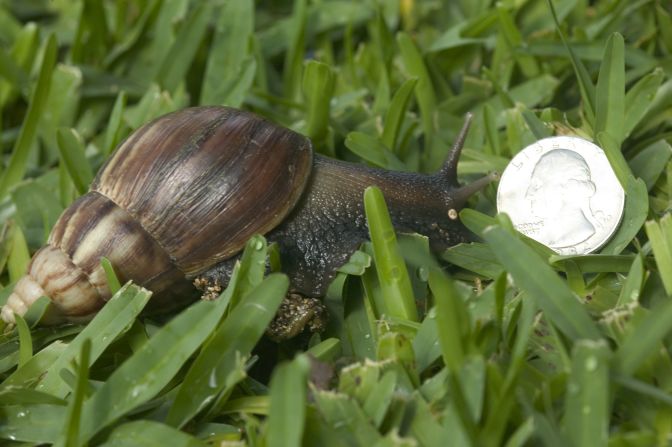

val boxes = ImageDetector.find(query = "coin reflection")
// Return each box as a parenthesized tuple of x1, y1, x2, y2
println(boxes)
(524, 149, 597, 248)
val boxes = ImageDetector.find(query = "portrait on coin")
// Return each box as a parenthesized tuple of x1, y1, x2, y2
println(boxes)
(524, 149, 598, 248)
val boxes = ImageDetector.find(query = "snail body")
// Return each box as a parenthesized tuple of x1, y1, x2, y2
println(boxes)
(1, 106, 488, 325)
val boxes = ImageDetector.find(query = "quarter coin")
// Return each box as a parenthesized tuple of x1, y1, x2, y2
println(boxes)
(496, 136, 625, 255)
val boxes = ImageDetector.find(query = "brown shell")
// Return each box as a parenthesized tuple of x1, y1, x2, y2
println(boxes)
(92, 106, 313, 276)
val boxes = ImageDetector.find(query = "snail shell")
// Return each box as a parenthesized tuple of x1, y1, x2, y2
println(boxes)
(2, 107, 312, 323)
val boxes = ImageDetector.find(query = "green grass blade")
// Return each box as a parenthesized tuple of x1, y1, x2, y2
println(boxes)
(645, 215, 672, 296)
(80, 287, 233, 442)
(0, 403, 66, 443)
(57, 339, 91, 447)
(2, 341, 67, 389)
(397, 32, 437, 169)
(35, 284, 151, 398)
(596, 131, 631, 189)
(364, 186, 418, 322)
(563, 340, 610, 447)
(165, 274, 288, 428)
(100, 257, 122, 295)
(600, 176, 648, 255)
(303, 60, 335, 153)
(101, 420, 206, 447)
(266, 355, 310, 447)
(595, 33, 625, 146)
(482, 225, 601, 341)
(363, 370, 396, 429)
(14, 313, 32, 367)
(547, 0, 595, 124)
(624, 68, 664, 138)
(56, 128, 94, 195)
(7, 223, 30, 284)
(616, 254, 645, 306)
(155, 3, 210, 93)
(103, 91, 127, 156)
(615, 298, 672, 375)
(381, 78, 418, 151)
(0, 34, 57, 199)
(428, 268, 467, 371)
(345, 131, 406, 170)
(282, 0, 307, 101)
(200, 0, 254, 106)
(312, 389, 382, 445)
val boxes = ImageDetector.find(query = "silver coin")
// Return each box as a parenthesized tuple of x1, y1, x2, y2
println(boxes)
(496, 136, 625, 255)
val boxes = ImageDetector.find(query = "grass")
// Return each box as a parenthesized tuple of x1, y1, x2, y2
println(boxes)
(0, 0, 672, 445)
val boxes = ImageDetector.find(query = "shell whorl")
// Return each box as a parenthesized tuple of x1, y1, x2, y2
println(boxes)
(1, 106, 313, 323)
(2, 192, 186, 323)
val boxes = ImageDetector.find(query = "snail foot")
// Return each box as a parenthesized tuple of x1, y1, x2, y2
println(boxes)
(193, 276, 222, 301)
(266, 293, 328, 342)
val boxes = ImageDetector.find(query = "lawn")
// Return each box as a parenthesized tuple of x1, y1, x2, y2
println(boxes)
(1, 0, 672, 445)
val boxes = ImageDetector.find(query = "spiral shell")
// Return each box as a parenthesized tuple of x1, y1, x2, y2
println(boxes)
(2, 107, 313, 323)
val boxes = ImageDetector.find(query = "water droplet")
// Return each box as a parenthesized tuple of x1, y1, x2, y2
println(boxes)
(254, 240, 264, 250)
(16, 411, 26, 418)
(383, 230, 395, 242)
(417, 267, 428, 281)
(130, 384, 147, 398)
(209, 369, 219, 389)
(585, 356, 598, 371)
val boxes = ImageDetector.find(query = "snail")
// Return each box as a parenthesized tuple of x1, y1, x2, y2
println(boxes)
(1, 106, 492, 338)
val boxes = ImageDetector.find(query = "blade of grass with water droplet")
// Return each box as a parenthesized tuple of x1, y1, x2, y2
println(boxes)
(0, 33, 56, 200)
(482, 225, 601, 341)
(230, 234, 267, 311)
(79, 280, 236, 442)
(0, 403, 66, 443)
(266, 354, 310, 447)
(166, 273, 288, 428)
(563, 340, 610, 447)
(35, 283, 151, 398)
(364, 186, 418, 322)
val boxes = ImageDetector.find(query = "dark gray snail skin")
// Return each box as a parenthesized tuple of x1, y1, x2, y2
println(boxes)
(1, 106, 491, 337)
(198, 149, 489, 299)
